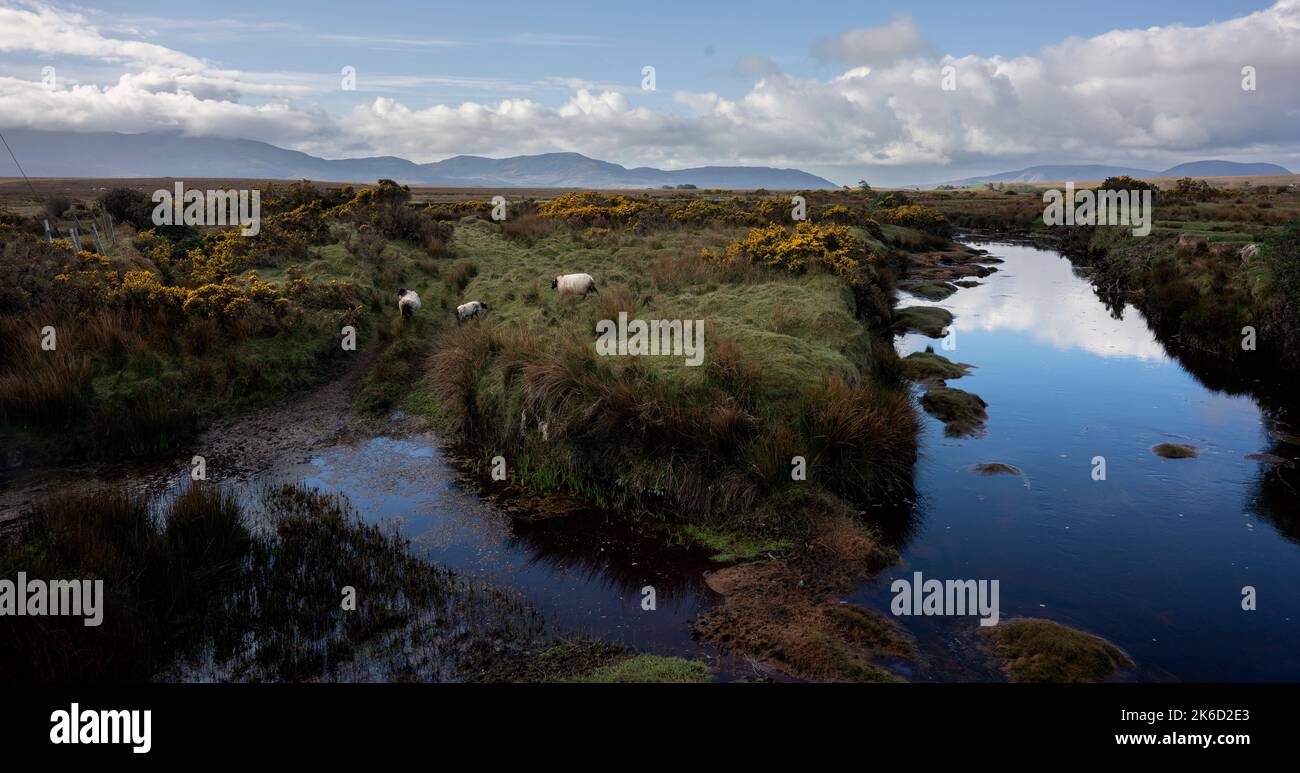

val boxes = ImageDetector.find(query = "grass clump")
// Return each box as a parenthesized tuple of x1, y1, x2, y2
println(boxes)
(1152, 442, 1198, 459)
(901, 350, 972, 382)
(984, 618, 1133, 683)
(893, 306, 953, 337)
(920, 386, 988, 437)
(899, 280, 958, 300)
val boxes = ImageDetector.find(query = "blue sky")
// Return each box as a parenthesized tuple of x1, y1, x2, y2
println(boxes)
(1, 0, 1295, 185)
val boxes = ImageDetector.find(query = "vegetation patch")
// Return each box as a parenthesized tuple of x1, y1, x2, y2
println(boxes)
(1152, 442, 1198, 459)
(893, 306, 953, 337)
(983, 618, 1133, 683)
(920, 386, 989, 437)
(901, 350, 973, 382)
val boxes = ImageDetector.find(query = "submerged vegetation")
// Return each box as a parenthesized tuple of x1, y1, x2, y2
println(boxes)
(0, 483, 543, 682)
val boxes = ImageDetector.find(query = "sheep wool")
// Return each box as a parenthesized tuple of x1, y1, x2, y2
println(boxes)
(552, 273, 598, 297)
(397, 289, 422, 317)
(457, 301, 488, 321)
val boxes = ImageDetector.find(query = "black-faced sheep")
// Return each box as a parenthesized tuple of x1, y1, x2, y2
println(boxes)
(552, 273, 598, 298)
(457, 300, 489, 321)
(397, 288, 422, 318)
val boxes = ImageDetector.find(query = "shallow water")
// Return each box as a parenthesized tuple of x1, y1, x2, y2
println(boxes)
(855, 240, 1300, 681)
(240, 434, 721, 660)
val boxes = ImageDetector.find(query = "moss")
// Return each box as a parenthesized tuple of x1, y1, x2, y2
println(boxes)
(893, 305, 954, 337)
(984, 618, 1133, 683)
(920, 386, 988, 437)
(972, 462, 1020, 475)
(901, 351, 972, 382)
(899, 280, 958, 300)
(575, 654, 713, 683)
(1152, 442, 1198, 459)
(479, 641, 711, 683)
(676, 524, 794, 563)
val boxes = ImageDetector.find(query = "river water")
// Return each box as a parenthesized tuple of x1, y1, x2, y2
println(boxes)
(867, 239, 1300, 681)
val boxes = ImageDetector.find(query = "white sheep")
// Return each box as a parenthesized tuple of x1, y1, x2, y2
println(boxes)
(552, 272, 599, 298)
(396, 288, 422, 318)
(457, 300, 489, 321)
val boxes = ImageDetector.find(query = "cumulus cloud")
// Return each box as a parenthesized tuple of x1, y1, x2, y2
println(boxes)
(813, 14, 932, 66)
(2, 0, 1299, 178)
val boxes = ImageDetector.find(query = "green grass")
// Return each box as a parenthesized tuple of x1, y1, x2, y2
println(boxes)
(893, 305, 953, 337)
(574, 654, 713, 683)
(676, 524, 793, 563)
(415, 217, 918, 521)
(984, 619, 1133, 683)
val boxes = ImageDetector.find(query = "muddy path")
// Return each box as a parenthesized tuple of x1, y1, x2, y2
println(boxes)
(0, 343, 400, 522)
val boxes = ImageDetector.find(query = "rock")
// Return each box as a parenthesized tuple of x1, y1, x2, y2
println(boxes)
(899, 280, 959, 301)
(1152, 443, 1198, 459)
(972, 463, 1020, 476)
(893, 306, 954, 338)
(901, 351, 973, 382)
(920, 386, 988, 438)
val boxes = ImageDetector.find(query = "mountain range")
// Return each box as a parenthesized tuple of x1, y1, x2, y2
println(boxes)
(937, 160, 1292, 187)
(1, 129, 1291, 191)
(0, 129, 838, 190)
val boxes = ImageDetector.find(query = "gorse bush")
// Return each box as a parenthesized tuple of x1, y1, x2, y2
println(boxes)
(703, 221, 870, 281)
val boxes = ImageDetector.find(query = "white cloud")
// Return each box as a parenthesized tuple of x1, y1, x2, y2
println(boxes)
(2, 0, 1299, 179)
(813, 14, 932, 66)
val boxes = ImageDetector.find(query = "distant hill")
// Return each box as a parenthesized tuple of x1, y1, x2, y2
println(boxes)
(1157, 160, 1292, 178)
(0, 129, 838, 190)
(937, 160, 1292, 187)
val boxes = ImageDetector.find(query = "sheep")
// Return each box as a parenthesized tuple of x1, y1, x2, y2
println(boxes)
(552, 272, 599, 298)
(1239, 243, 1260, 262)
(1177, 234, 1208, 252)
(457, 300, 489, 321)
(396, 288, 421, 318)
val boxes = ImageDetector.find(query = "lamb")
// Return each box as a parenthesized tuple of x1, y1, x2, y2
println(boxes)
(396, 288, 421, 318)
(551, 273, 598, 298)
(457, 300, 489, 321)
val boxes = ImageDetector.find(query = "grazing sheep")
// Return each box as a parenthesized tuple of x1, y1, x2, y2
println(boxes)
(457, 300, 489, 321)
(1239, 243, 1260, 262)
(552, 272, 598, 298)
(397, 288, 422, 318)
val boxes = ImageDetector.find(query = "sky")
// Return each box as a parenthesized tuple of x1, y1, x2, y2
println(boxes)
(0, 0, 1296, 186)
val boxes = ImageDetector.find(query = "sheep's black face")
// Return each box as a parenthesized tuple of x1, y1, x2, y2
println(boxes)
(396, 288, 407, 298)
(480, 303, 489, 310)
(550, 278, 558, 289)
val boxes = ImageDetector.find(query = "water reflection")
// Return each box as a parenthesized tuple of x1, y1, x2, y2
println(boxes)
(870, 240, 1300, 681)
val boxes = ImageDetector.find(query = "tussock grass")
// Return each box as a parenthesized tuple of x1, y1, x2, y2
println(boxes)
(416, 219, 917, 524)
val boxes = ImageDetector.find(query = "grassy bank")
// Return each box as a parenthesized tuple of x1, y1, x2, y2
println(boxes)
(913, 181, 1300, 368)
(405, 191, 937, 534)
(0, 181, 451, 462)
